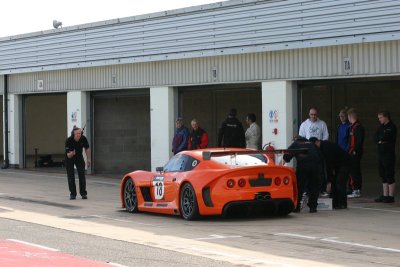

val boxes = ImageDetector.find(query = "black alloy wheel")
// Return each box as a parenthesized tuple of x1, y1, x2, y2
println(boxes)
(124, 179, 138, 213)
(180, 183, 199, 220)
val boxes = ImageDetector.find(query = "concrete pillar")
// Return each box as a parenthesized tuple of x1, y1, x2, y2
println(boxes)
(67, 91, 90, 171)
(150, 87, 176, 171)
(8, 94, 23, 167)
(67, 91, 89, 136)
(261, 81, 298, 149)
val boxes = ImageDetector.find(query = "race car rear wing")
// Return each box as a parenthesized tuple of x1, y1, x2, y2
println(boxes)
(202, 149, 308, 160)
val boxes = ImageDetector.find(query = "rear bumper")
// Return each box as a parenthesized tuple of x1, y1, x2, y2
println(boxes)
(222, 198, 295, 216)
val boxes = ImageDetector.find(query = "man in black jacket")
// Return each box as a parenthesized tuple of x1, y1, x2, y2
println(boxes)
(283, 136, 322, 213)
(65, 126, 91, 200)
(217, 108, 245, 148)
(310, 138, 352, 209)
(374, 111, 397, 203)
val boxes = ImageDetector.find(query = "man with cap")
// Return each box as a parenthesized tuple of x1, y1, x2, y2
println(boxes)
(172, 117, 189, 155)
(218, 108, 246, 148)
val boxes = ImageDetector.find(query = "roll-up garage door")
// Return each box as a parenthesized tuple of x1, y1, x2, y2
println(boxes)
(93, 91, 150, 175)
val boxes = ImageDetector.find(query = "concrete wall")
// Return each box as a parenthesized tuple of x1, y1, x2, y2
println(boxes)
(93, 95, 150, 174)
(24, 95, 67, 164)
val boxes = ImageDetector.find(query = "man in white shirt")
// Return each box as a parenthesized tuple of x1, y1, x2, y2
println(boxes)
(245, 113, 261, 149)
(299, 108, 329, 140)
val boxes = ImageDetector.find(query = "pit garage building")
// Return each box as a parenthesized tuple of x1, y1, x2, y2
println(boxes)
(1, 0, 400, 195)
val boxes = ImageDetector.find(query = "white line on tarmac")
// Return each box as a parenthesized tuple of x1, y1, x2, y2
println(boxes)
(275, 233, 318, 240)
(107, 262, 129, 267)
(320, 237, 400, 253)
(0, 206, 14, 211)
(7, 239, 59, 252)
(89, 215, 158, 226)
(349, 206, 400, 214)
(195, 234, 243, 240)
(274, 233, 400, 253)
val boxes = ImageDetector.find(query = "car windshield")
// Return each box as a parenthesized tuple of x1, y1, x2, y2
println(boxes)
(211, 154, 267, 167)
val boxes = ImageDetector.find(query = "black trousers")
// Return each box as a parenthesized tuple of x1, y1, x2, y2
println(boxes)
(296, 165, 321, 210)
(66, 156, 87, 197)
(350, 154, 363, 190)
(332, 165, 351, 208)
(378, 154, 396, 184)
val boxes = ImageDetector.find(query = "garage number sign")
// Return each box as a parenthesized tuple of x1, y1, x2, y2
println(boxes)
(344, 57, 352, 74)
(153, 176, 165, 200)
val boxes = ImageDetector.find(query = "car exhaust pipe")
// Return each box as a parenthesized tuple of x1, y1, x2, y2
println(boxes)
(256, 194, 263, 201)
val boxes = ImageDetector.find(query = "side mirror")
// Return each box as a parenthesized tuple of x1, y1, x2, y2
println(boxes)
(156, 167, 164, 173)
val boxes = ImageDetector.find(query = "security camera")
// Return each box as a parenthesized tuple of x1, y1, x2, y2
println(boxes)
(53, 20, 62, 29)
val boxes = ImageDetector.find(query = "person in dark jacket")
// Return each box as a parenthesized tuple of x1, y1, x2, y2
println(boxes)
(188, 119, 209, 150)
(374, 111, 397, 203)
(172, 117, 189, 155)
(311, 138, 352, 209)
(283, 136, 322, 213)
(347, 108, 365, 198)
(65, 126, 91, 200)
(217, 108, 245, 148)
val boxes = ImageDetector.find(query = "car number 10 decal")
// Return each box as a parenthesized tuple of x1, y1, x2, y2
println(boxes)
(153, 176, 165, 200)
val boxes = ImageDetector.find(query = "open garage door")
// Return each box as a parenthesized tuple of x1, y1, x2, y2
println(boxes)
(24, 94, 67, 168)
(299, 78, 400, 196)
(92, 91, 150, 175)
(180, 84, 262, 148)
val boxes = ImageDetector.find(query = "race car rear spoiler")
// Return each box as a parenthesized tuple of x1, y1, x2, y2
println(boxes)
(202, 149, 308, 160)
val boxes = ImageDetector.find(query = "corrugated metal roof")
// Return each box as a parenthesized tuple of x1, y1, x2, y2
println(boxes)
(1, 0, 400, 74)
(6, 41, 400, 94)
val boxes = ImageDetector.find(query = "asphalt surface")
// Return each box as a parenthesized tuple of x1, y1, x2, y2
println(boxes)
(0, 169, 399, 267)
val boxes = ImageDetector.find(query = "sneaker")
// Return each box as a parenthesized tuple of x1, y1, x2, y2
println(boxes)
(82, 195, 88, 200)
(70, 195, 76, 200)
(320, 191, 329, 197)
(374, 195, 386, 202)
(347, 190, 361, 198)
(300, 194, 309, 210)
(383, 196, 395, 203)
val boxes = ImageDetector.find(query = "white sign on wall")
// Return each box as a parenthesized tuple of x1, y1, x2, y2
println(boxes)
(344, 57, 352, 74)
(37, 80, 44, 91)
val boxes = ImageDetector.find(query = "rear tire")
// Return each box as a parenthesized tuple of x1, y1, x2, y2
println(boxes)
(180, 183, 199, 220)
(124, 178, 138, 213)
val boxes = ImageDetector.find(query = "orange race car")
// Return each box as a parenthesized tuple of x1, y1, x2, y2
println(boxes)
(120, 148, 302, 220)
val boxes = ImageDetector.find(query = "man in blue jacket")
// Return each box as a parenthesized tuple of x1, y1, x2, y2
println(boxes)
(172, 117, 189, 155)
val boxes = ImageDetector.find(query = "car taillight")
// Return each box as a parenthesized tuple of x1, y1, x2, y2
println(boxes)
(227, 179, 235, 188)
(283, 176, 290, 185)
(238, 178, 246, 187)
(274, 177, 281, 186)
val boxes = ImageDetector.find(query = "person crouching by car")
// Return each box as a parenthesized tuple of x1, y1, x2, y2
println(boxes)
(283, 136, 322, 213)
(172, 117, 189, 155)
(188, 119, 208, 150)
(310, 138, 352, 209)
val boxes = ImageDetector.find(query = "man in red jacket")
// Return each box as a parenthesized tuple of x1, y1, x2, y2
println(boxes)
(347, 108, 365, 198)
(188, 119, 209, 150)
